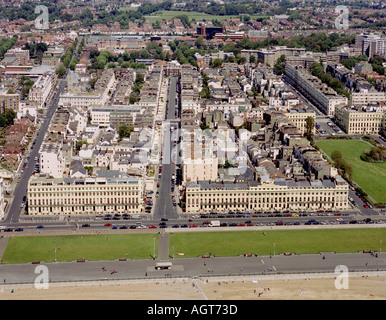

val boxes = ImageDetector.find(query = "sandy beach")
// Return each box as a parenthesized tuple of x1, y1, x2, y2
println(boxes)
(0, 272, 385, 300)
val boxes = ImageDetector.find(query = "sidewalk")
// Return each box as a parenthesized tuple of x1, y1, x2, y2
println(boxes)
(157, 229, 170, 261)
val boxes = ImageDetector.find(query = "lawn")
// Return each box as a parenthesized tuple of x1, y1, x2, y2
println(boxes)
(316, 139, 386, 203)
(1, 234, 159, 264)
(143, 10, 270, 23)
(169, 229, 386, 258)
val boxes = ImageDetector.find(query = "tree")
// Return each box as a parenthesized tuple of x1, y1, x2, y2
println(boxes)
(305, 116, 315, 140)
(311, 63, 324, 78)
(5, 110, 16, 126)
(211, 58, 223, 68)
(331, 150, 342, 162)
(195, 36, 205, 49)
(273, 54, 286, 75)
(56, 64, 66, 77)
(119, 125, 134, 139)
(76, 141, 87, 151)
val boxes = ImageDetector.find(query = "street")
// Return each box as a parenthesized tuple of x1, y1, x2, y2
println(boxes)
(153, 76, 180, 220)
(2, 79, 67, 225)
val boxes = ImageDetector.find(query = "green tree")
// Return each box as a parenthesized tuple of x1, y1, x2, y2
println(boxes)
(305, 116, 315, 140)
(56, 64, 66, 77)
(119, 125, 134, 139)
(5, 110, 16, 126)
(273, 54, 286, 75)
(211, 58, 223, 68)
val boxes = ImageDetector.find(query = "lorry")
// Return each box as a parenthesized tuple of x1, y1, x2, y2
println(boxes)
(209, 220, 220, 227)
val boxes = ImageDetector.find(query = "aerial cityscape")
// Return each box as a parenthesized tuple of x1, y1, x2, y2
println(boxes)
(0, 0, 385, 303)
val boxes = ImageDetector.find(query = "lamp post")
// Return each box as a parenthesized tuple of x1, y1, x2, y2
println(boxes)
(153, 237, 156, 260)
(274, 242, 276, 257)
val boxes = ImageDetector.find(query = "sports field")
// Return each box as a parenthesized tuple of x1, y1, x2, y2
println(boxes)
(143, 10, 270, 23)
(316, 139, 386, 203)
(169, 229, 386, 258)
(1, 234, 159, 264)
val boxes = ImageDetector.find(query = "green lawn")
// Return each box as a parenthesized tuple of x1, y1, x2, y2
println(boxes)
(1, 234, 159, 264)
(144, 10, 270, 23)
(316, 139, 386, 203)
(169, 229, 386, 258)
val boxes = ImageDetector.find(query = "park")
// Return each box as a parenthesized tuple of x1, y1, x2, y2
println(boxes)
(316, 139, 386, 204)
(1, 228, 385, 264)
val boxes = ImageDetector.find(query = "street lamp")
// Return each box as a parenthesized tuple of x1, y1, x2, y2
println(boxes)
(153, 237, 156, 260)
(274, 242, 276, 257)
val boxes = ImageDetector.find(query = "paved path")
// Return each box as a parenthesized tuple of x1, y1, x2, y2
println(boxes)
(0, 252, 385, 285)
(157, 229, 170, 261)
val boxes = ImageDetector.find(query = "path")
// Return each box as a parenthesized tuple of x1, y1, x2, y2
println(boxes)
(157, 229, 170, 261)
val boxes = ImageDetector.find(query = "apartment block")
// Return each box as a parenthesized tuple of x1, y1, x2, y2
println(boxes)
(181, 130, 218, 184)
(284, 108, 316, 135)
(28, 72, 56, 108)
(185, 176, 348, 213)
(59, 69, 115, 108)
(27, 173, 143, 216)
(334, 105, 386, 135)
(350, 92, 386, 106)
(90, 104, 143, 129)
(285, 64, 347, 116)
(0, 90, 20, 113)
(241, 46, 306, 67)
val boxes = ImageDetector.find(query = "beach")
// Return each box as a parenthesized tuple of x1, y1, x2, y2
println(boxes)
(0, 272, 385, 300)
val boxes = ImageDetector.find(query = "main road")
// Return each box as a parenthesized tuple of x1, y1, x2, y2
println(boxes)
(1, 37, 82, 226)
(1, 79, 67, 225)
(153, 76, 180, 221)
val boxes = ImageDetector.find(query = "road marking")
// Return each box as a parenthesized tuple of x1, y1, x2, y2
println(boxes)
(261, 259, 265, 264)
(272, 266, 276, 271)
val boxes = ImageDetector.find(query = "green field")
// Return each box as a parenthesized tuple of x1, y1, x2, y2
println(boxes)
(1, 234, 159, 264)
(143, 10, 270, 23)
(169, 229, 386, 258)
(316, 139, 386, 203)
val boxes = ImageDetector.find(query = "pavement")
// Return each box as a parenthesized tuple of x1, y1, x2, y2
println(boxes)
(0, 250, 384, 285)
